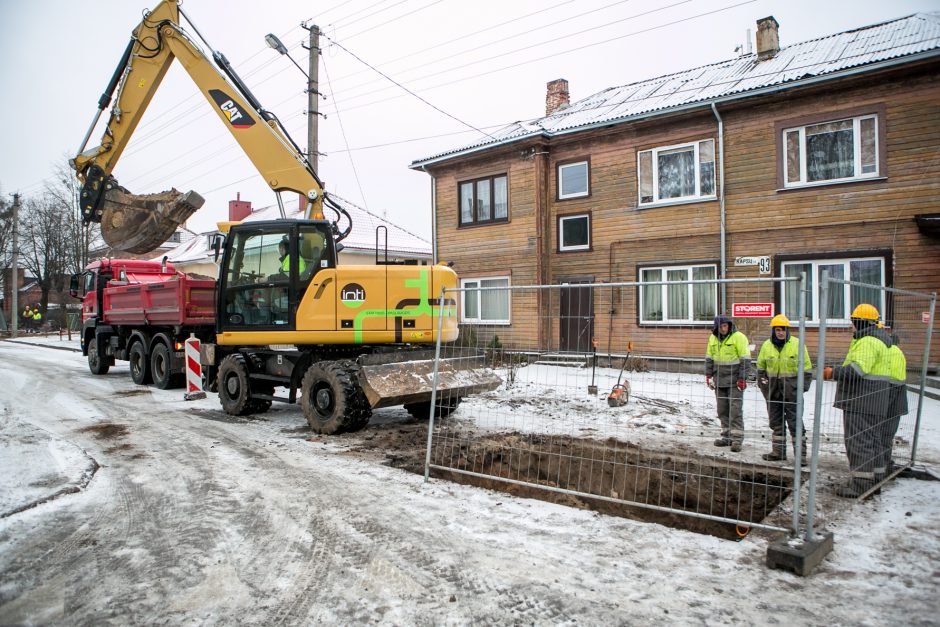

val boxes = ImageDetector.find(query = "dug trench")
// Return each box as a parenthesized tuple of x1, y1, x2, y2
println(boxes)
(346, 421, 795, 541)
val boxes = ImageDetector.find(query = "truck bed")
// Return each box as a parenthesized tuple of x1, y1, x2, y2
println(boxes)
(103, 275, 216, 327)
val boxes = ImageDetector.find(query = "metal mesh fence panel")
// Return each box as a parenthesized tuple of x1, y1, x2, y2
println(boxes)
(426, 278, 816, 534)
(813, 275, 936, 499)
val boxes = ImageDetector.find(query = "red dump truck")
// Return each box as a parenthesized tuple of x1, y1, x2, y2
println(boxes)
(70, 258, 216, 388)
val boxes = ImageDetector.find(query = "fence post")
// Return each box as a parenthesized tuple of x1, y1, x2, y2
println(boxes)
(805, 269, 830, 541)
(424, 285, 448, 483)
(909, 293, 937, 466)
(791, 273, 807, 536)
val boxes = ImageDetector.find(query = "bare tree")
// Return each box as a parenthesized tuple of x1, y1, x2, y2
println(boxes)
(45, 162, 101, 274)
(0, 186, 12, 271)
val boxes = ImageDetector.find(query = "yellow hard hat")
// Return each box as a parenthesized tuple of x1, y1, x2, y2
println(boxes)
(769, 314, 790, 328)
(851, 303, 880, 321)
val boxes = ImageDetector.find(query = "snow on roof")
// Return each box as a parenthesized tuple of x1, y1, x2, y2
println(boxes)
(236, 193, 431, 258)
(412, 12, 940, 167)
(154, 231, 214, 264)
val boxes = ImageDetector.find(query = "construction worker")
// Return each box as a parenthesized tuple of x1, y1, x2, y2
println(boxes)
(31, 307, 42, 333)
(21, 305, 33, 332)
(757, 314, 813, 464)
(705, 314, 751, 452)
(823, 303, 893, 498)
(880, 330, 909, 479)
(278, 237, 305, 274)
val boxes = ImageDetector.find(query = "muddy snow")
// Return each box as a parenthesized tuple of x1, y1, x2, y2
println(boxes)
(1, 335, 938, 625)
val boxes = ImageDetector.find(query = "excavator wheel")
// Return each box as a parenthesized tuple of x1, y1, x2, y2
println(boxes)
(128, 341, 152, 385)
(218, 354, 253, 416)
(301, 360, 371, 435)
(404, 396, 461, 421)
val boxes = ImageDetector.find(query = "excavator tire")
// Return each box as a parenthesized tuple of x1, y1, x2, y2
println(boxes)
(128, 341, 152, 385)
(218, 354, 253, 416)
(301, 360, 371, 435)
(404, 396, 461, 421)
(87, 341, 110, 375)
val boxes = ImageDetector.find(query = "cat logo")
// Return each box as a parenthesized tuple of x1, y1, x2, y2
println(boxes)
(209, 89, 255, 129)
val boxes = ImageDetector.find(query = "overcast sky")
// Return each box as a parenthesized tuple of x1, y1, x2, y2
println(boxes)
(1, 0, 937, 238)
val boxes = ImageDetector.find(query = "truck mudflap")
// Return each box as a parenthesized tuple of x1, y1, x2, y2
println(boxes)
(356, 349, 502, 410)
(99, 186, 204, 254)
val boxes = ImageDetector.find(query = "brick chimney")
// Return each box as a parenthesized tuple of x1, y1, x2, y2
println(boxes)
(228, 192, 251, 221)
(756, 16, 779, 59)
(546, 78, 569, 116)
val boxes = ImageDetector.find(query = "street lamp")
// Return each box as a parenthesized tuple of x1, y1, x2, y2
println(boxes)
(265, 30, 320, 174)
(265, 33, 308, 78)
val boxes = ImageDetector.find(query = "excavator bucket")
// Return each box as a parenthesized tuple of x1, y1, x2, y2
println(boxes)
(99, 187, 205, 254)
(356, 350, 502, 410)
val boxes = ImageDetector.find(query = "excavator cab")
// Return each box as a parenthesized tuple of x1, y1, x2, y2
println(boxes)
(217, 220, 333, 331)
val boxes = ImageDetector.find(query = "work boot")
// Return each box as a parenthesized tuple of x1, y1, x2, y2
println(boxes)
(714, 438, 732, 447)
(835, 479, 878, 498)
(730, 442, 742, 453)
(761, 451, 785, 461)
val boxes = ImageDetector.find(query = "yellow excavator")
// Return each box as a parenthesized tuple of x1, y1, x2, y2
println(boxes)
(71, 0, 500, 433)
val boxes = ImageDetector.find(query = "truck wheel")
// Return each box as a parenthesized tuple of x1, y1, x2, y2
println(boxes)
(88, 341, 110, 375)
(301, 361, 371, 435)
(129, 341, 152, 385)
(151, 343, 181, 390)
(218, 354, 253, 416)
(404, 396, 461, 420)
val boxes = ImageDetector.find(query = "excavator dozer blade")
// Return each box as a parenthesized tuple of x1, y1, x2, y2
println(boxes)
(99, 187, 205, 254)
(357, 350, 503, 410)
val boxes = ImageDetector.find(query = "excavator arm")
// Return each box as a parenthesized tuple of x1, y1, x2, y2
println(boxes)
(72, 0, 329, 253)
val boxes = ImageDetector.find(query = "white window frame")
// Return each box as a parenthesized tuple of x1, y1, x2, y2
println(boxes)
(558, 214, 590, 252)
(460, 276, 511, 325)
(558, 161, 589, 199)
(639, 263, 717, 325)
(780, 256, 886, 325)
(638, 139, 716, 207)
(782, 114, 879, 188)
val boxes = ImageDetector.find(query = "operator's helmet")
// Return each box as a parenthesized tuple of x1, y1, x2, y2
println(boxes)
(278, 236, 289, 253)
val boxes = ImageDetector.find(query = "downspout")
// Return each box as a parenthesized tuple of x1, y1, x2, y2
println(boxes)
(420, 165, 437, 264)
(711, 102, 727, 312)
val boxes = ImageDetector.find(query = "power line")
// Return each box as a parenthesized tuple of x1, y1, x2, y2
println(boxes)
(331, 0, 640, 98)
(318, 0, 753, 116)
(321, 56, 371, 211)
(323, 34, 495, 139)
(340, 0, 447, 42)
(324, 0, 695, 109)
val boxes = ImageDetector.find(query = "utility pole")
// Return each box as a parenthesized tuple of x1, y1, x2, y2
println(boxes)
(304, 23, 321, 173)
(10, 193, 19, 338)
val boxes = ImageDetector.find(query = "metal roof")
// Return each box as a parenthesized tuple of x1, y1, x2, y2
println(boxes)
(412, 12, 940, 167)
(158, 194, 431, 261)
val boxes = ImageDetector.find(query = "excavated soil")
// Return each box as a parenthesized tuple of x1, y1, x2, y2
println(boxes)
(348, 421, 793, 540)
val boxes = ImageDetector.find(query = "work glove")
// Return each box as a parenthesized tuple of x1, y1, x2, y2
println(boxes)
(706, 376, 715, 390)
(823, 367, 834, 381)
(736, 379, 747, 391)
(759, 377, 769, 386)
(803, 377, 813, 392)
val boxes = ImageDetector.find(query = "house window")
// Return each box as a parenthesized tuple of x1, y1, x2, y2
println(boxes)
(638, 139, 715, 206)
(558, 160, 589, 199)
(783, 114, 879, 187)
(558, 213, 590, 252)
(781, 257, 885, 324)
(639, 264, 717, 324)
(460, 277, 510, 324)
(459, 174, 508, 226)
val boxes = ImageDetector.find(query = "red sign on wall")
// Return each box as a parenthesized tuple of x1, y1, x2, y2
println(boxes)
(732, 303, 774, 317)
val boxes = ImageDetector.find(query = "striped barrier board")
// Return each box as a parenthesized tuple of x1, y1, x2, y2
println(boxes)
(183, 335, 206, 400)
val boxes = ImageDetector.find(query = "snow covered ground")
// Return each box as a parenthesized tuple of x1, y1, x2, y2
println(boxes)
(0, 334, 938, 624)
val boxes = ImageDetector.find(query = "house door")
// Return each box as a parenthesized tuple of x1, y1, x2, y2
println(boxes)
(559, 278, 593, 353)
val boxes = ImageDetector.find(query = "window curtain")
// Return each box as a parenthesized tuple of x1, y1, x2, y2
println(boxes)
(692, 266, 716, 321)
(642, 269, 662, 320)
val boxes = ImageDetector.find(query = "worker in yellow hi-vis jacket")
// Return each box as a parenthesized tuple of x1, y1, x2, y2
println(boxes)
(756, 314, 812, 465)
(705, 315, 751, 453)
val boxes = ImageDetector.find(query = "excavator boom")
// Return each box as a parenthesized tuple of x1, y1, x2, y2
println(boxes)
(72, 0, 324, 253)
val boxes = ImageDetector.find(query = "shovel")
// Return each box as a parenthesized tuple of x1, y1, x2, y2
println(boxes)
(607, 341, 633, 407)
(588, 337, 598, 395)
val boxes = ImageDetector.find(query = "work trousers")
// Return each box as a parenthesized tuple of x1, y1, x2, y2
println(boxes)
(715, 386, 744, 443)
(843, 410, 882, 483)
(766, 393, 805, 456)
